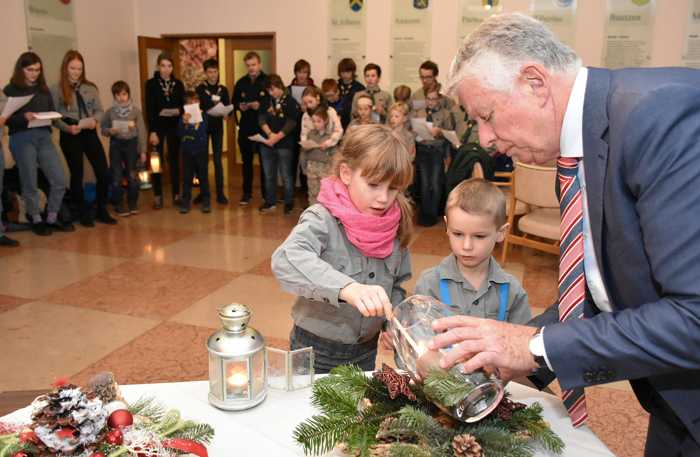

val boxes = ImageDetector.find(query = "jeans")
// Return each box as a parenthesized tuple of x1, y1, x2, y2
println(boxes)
(9, 129, 67, 219)
(260, 144, 293, 206)
(290, 325, 378, 374)
(109, 137, 139, 209)
(59, 129, 110, 215)
(182, 148, 210, 204)
(154, 126, 181, 199)
(209, 129, 224, 197)
(238, 134, 266, 200)
(416, 142, 446, 226)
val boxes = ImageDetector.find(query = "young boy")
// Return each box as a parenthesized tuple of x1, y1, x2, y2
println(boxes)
(412, 84, 455, 226)
(352, 63, 392, 123)
(415, 178, 531, 324)
(101, 81, 147, 216)
(196, 58, 230, 204)
(337, 58, 364, 123)
(177, 91, 210, 214)
(322, 78, 349, 129)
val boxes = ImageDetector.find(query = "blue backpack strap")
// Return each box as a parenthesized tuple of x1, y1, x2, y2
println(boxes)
(439, 278, 453, 307)
(497, 283, 509, 321)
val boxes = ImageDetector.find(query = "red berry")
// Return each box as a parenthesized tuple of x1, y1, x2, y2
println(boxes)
(11, 452, 29, 457)
(19, 429, 38, 444)
(90, 453, 106, 457)
(106, 428, 124, 445)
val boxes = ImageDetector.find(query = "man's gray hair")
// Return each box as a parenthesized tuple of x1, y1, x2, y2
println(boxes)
(447, 13, 581, 94)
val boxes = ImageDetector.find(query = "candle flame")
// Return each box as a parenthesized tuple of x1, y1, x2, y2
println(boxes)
(227, 372, 248, 387)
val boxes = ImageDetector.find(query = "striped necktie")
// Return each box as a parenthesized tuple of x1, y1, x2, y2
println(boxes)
(557, 157, 589, 427)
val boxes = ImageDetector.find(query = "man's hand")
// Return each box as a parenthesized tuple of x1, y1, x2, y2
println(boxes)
(428, 316, 539, 381)
(339, 282, 393, 319)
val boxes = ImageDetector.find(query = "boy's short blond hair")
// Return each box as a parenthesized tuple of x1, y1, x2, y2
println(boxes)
(388, 101, 409, 117)
(445, 178, 506, 227)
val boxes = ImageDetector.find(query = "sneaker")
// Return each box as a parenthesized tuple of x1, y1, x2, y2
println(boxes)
(97, 209, 118, 225)
(115, 204, 130, 217)
(173, 195, 182, 206)
(284, 203, 294, 215)
(239, 196, 251, 206)
(153, 196, 163, 210)
(258, 203, 276, 213)
(193, 194, 203, 205)
(201, 202, 211, 213)
(128, 204, 139, 215)
(80, 214, 95, 228)
(47, 220, 76, 232)
(217, 194, 229, 205)
(179, 203, 190, 214)
(31, 222, 52, 236)
(0, 235, 20, 247)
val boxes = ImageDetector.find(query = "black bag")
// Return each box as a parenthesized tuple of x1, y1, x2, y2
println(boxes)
(445, 141, 495, 197)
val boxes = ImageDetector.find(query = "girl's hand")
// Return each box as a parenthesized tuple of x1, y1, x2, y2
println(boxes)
(430, 127, 442, 137)
(69, 125, 81, 135)
(25, 112, 37, 121)
(149, 132, 159, 146)
(109, 127, 119, 135)
(183, 113, 192, 123)
(320, 140, 331, 150)
(83, 118, 97, 129)
(339, 282, 393, 318)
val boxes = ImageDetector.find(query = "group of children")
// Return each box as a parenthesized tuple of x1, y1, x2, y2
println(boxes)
(272, 124, 530, 373)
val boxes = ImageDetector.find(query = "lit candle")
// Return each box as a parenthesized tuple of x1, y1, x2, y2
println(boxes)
(227, 370, 248, 396)
(150, 155, 161, 174)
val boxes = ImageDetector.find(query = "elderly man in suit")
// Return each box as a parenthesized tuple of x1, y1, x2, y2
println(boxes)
(428, 13, 700, 456)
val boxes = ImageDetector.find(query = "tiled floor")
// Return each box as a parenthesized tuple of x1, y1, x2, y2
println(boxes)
(0, 178, 647, 456)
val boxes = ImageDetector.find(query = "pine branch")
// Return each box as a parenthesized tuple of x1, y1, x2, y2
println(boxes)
(169, 421, 215, 444)
(129, 396, 166, 422)
(388, 443, 432, 457)
(293, 414, 356, 456)
(311, 380, 363, 417)
(393, 406, 455, 448)
(421, 370, 477, 408)
(466, 423, 533, 457)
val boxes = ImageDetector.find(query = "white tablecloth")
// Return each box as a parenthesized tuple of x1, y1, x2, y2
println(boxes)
(1, 380, 613, 456)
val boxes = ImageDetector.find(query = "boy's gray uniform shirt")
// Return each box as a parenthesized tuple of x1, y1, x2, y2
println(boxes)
(101, 105, 148, 153)
(272, 204, 412, 344)
(51, 83, 104, 132)
(415, 255, 531, 324)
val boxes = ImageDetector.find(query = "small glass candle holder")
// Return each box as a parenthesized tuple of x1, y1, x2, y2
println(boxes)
(266, 346, 314, 391)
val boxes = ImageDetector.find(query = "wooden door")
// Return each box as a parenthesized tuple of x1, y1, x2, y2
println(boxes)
(137, 36, 179, 115)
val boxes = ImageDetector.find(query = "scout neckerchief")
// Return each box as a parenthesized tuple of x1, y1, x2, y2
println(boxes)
(203, 81, 222, 98)
(272, 92, 288, 118)
(71, 82, 89, 119)
(158, 74, 175, 102)
(114, 100, 133, 119)
(366, 86, 380, 105)
(339, 80, 354, 98)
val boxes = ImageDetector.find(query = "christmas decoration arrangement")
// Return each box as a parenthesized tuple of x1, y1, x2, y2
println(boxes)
(0, 372, 214, 457)
(294, 364, 564, 457)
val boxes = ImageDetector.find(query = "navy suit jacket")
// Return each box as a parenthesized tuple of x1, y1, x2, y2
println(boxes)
(532, 67, 700, 443)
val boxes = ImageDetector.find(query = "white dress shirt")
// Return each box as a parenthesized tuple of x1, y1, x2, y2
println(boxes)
(536, 67, 613, 370)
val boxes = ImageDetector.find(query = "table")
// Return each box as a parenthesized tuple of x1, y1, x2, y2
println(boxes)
(1, 381, 613, 456)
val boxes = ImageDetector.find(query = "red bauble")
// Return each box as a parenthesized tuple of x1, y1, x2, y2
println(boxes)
(90, 453, 106, 457)
(11, 452, 29, 457)
(106, 428, 124, 445)
(108, 409, 134, 429)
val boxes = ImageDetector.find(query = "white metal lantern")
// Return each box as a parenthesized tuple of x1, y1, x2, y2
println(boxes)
(150, 153, 161, 174)
(207, 304, 267, 410)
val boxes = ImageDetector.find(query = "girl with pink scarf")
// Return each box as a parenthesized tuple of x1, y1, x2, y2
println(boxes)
(272, 125, 414, 373)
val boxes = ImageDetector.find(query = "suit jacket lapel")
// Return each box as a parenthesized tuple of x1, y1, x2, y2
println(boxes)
(582, 67, 611, 287)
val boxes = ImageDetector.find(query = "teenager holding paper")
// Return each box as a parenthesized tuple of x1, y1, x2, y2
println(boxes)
(145, 52, 185, 209)
(3, 52, 70, 236)
(196, 58, 230, 204)
(52, 50, 116, 226)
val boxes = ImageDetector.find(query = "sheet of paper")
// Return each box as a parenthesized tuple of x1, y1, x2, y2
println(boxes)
(299, 140, 320, 149)
(290, 85, 305, 104)
(1, 94, 34, 118)
(248, 134, 267, 143)
(159, 108, 180, 117)
(112, 120, 131, 133)
(442, 130, 461, 149)
(184, 103, 203, 124)
(33, 111, 62, 120)
(27, 118, 52, 128)
(410, 117, 435, 141)
(206, 103, 234, 117)
(78, 118, 95, 129)
(411, 99, 426, 111)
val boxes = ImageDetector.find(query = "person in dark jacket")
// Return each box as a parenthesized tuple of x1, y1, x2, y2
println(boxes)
(232, 51, 268, 206)
(177, 91, 210, 214)
(3, 52, 71, 236)
(196, 58, 230, 204)
(144, 51, 185, 209)
(258, 74, 300, 215)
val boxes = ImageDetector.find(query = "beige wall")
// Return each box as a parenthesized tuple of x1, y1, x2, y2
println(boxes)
(1, 0, 695, 104)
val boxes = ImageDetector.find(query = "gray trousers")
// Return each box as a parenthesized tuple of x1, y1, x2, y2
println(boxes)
(9, 129, 67, 219)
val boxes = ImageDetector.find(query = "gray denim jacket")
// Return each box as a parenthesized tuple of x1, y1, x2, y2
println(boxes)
(272, 204, 412, 344)
(51, 83, 104, 132)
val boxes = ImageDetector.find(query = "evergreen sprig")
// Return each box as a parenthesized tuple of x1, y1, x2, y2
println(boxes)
(466, 423, 533, 457)
(129, 396, 166, 422)
(169, 421, 215, 444)
(293, 413, 357, 456)
(421, 369, 475, 408)
(509, 404, 564, 454)
(387, 443, 432, 457)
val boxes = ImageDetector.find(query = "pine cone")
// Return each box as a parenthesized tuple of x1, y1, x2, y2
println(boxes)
(433, 411, 458, 429)
(86, 371, 121, 403)
(452, 433, 482, 457)
(492, 397, 527, 421)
